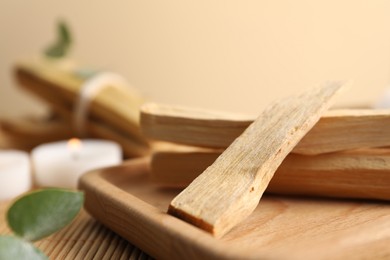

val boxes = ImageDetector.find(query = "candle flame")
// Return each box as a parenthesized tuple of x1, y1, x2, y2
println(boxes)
(67, 138, 82, 151)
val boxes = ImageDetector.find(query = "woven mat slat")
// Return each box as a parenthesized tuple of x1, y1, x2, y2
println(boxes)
(0, 201, 152, 259)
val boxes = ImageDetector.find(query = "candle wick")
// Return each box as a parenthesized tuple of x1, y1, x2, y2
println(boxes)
(67, 138, 82, 161)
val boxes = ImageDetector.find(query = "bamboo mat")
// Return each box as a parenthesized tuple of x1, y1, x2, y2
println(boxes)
(0, 201, 153, 259)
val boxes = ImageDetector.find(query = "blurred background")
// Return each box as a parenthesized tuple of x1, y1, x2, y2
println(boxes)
(2, 0, 390, 118)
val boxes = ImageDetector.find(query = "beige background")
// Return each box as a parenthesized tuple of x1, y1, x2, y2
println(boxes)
(2, 1, 390, 118)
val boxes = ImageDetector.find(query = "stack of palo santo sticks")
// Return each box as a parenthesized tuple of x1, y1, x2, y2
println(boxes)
(141, 82, 390, 237)
(0, 57, 150, 158)
(141, 97, 390, 202)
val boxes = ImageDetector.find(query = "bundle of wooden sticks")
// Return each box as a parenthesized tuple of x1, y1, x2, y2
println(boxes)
(140, 82, 390, 237)
(141, 102, 390, 202)
(0, 58, 150, 158)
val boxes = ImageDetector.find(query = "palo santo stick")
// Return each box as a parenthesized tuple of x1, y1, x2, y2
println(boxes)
(0, 115, 149, 158)
(168, 81, 347, 237)
(293, 109, 390, 154)
(151, 147, 390, 201)
(151, 147, 221, 187)
(141, 105, 390, 155)
(0, 117, 73, 150)
(0, 117, 72, 140)
(141, 103, 253, 148)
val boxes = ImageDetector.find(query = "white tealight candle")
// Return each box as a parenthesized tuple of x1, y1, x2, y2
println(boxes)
(32, 139, 122, 188)
(374, 87, 390, 109)
(0, 150, 31, 201)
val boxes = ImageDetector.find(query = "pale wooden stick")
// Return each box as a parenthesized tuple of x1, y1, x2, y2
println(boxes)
(294, 109, 390, 154)
(141, 103, 253, 147)
(0, 117, 72, 140)
(0, 117, 73, 150)
(0, 115, 149, 158)
(14, 68, 73, 120)
(151, 147, 390, 201)
(168, 81, 347, 237)
(151, 148, 221, 187)
(141, 105, 390, 155)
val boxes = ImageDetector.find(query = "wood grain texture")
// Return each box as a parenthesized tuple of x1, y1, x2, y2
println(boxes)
(168, 82, 347, 237)
(0, 200, 152, 260)
(141, 104, 390, 155)
(141, 102, 253, 147)
(294, 109, 390, 154)
(151, 147, 390, 200)
(79, 158, 390, 259)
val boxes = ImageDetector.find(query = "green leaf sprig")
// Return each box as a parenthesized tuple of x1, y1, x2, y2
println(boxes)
(44, 20, 72, 58)
(0, 189, 84, 259)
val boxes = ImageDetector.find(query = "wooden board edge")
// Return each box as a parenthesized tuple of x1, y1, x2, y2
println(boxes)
(78, 158, 261, 260)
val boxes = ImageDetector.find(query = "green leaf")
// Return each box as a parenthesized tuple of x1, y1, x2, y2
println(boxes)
(0, 235, 47, 260)
(7, 189, 83, 242)
(44, 20, 72, 58)
(58, 20, 71, 46)
(44, 42, 68, 58)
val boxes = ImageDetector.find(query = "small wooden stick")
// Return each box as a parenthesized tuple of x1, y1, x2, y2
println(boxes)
(0, 115, 150, 158)
(141, 105, 390, 155)
(141, 103, 253, 148)
(168, 81, 347, 237)
(293, 109, 390, 154)
(0, 117, 73, 150)
(0, 117, 72, 139)
(151, 147, 390, 201)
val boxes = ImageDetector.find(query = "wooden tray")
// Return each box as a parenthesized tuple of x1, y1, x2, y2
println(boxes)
(79, 157, 390, 259)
